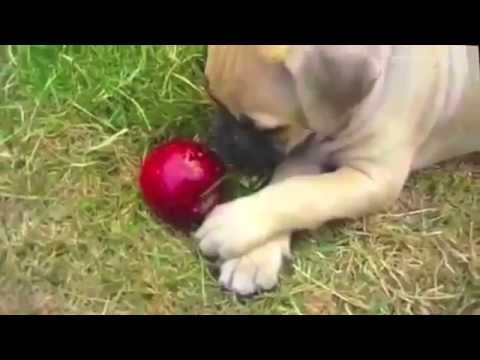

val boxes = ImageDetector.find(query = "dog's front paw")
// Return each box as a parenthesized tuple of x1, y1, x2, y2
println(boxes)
(195, 195, 277, 260)
(219, 236, 291, 297)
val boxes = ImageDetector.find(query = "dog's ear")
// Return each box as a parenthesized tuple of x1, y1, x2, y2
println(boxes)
(285, 46, 382, 122)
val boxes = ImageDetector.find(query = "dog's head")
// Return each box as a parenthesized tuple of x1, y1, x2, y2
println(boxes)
(205, 45, 382, 175)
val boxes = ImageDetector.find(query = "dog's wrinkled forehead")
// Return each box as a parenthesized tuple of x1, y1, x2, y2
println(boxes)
(204, 46, 302, 128)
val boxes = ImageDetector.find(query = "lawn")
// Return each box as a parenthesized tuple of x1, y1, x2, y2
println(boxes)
(0, 45, 479, 314)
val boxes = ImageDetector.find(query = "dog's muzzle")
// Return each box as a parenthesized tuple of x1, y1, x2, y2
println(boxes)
(210, 108, 285, 176)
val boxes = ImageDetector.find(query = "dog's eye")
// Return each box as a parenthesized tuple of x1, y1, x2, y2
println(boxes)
(237, 115, 252, 127)
(260, 125, 289, 136)
(239, 114, 287, 134)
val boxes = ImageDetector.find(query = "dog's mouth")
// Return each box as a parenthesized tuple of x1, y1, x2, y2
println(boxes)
(209, 109, 286, 177)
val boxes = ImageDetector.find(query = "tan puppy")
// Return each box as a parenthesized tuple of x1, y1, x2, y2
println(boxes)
(195, 45, 480, 296)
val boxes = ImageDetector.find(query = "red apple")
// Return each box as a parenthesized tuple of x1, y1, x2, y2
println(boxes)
(139, 138, 226, 229)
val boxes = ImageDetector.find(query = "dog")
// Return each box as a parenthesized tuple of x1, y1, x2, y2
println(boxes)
(194, 45, 480, 296)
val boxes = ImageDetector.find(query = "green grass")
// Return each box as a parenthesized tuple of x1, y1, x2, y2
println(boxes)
(1, 45, 479, 314)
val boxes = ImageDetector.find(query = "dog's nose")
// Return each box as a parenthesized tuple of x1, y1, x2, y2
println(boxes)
(210, 110, 284, 175)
